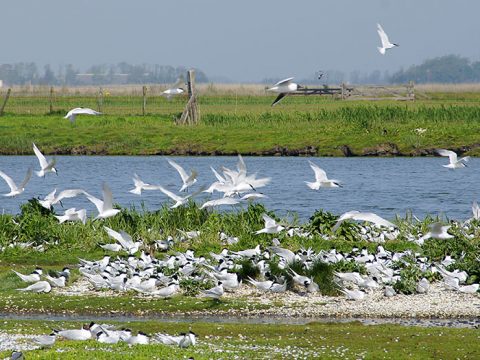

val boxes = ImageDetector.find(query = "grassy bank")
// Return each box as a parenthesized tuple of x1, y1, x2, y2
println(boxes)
(1, 95, 480, 155)
(1, 319, 479, 359)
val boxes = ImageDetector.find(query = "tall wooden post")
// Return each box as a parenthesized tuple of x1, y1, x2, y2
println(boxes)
(341, 83, 346, 100)
(178, 69, 200, 125)
(0, 88, 12, 116)
(142, 85, 147, 116)
(97, 87, 103, 112)
(49, 86, 54, 114)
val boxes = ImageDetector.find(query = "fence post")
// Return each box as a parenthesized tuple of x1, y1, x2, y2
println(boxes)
(49, 86, 54, 114)
(142, 85, 147, 116)
(341, 83, 346, 100)
(97, 87, 103, 112)
(0, 88, 12, 116)
(177, 69, 200, 125)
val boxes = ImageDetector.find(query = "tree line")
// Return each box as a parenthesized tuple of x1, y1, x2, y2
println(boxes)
(0, 63, 208, 86)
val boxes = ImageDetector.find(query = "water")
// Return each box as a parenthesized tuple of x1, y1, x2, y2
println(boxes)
(0, 156, 478, 221)
(0, 313, 478, 329)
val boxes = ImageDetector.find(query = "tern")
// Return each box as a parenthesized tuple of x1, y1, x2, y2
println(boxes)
(54, 326, 92, 341)
(104, 226, 141, 254)
(305, 161, 341, 189)
(162, 78, 185, 100)
(84, 183, 121, 220)
(33, 143, 57, 177)
(167, 159, 198, 192)
(12, 268, 43, 282)
(436, 149, 470, 169)
(129, 173, 160, 195)
(34, 333, 56, 348)
(17, 280, 52, 293)
(64, 107, 101, 123)
(377, 23, 399, 55)
(332, 211, 395, 232)
(55, 208, 87, 224)
(255, 214, 285, 234)
(0, 167, 33, 197)
(419, 223, 454, 242)
(246, 277, 273, 291)
(202, 282, 224, 299)
(156, 185, 201, 209)
(200, 197, 240, 210)
(39, 188, 85, 209)
(178, 331, 197, 348)
(267, 77, 302, 106)
(340, 288, 365, 300)
(416, 277, 430, 294)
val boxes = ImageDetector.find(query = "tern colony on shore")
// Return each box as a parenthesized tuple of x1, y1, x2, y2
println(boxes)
(4, 143, 479, 300)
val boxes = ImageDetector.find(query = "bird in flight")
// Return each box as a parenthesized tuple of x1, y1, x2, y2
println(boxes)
(377, 23, 399, 55)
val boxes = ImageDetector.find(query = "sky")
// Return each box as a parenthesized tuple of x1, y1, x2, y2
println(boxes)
(2, 0, 480, 82)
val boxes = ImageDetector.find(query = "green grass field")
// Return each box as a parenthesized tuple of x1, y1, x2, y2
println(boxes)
(0, 319, 479, 359)
(1, 92, 480, 156)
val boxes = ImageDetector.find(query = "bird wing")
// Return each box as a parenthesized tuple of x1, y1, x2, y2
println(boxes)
(132, 173, 144, 187)
(332, 211, 359, 231)
(262, 213, 276, 228)
(436, 149, 457, 164)
(55, 189, 85, 203)
(273, 77, 294, 87)
(33, 143, 48, 169)
(210, 166, 226, 183)
(20, 167, 33, 189)
(271, 93, 287, 106)
(201, 198, 239, 209)
(352, 212, 395, 228)
(0, 171, 18, 191)
(84, 192, 104, 212)
(104, 226, 132, 249)
(473, 201, 480, 219)
(73, 108, 101, 115)
(167, 159, 189, 183)
(308, 161, 328, 182)
(157, 185, 182, 202)
(377, 23, 390, 47)
(237, 155, 247, 176)
(64, 108, 80, 119)
(173, 77, 185, 89)
(101, 183, 114, 211)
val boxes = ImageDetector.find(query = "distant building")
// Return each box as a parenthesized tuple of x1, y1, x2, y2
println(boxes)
(0, 80, 3, 88)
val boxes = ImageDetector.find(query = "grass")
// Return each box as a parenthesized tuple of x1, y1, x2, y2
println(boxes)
(1, 92, 480, 155)
(0, 319, 479, 359)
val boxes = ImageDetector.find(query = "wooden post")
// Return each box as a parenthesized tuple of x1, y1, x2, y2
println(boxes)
(178, 69, 200, 125)
(341, 83, 346, 100)
(0, 88, 12, 116)
(409, 81, 415, 101)
(97, 87, 103, 112)
(49, 86, 54, 114)
(142, 85, 147, 116)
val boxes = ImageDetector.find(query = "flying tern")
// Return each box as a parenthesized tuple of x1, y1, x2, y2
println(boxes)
(84, 183, 120, 220)
(377, 23, 399, 55)
(436, 149, 470, 169)
(167, 159, 198, 192)
(267, 77, 302, 106)
(32, 143, 57, 177)
(64, 107, 101, 123)
(305, 161, 341, 189)
(0, 167, 33, 197)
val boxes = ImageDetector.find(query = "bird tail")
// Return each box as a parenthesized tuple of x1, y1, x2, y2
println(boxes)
(129, 187, 142, 195)
(305, 181, 318, 190)
(377, 47, 386, 55)
(35, 170, 44, 177)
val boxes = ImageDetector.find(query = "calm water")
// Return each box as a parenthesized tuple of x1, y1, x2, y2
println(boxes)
(0, 156, 478, 221)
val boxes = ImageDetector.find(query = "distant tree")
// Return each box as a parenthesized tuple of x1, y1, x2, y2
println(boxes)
(389, 55, 476, 83)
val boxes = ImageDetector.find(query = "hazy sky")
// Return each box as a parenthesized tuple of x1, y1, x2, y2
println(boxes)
(2, 0, 480, 81)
